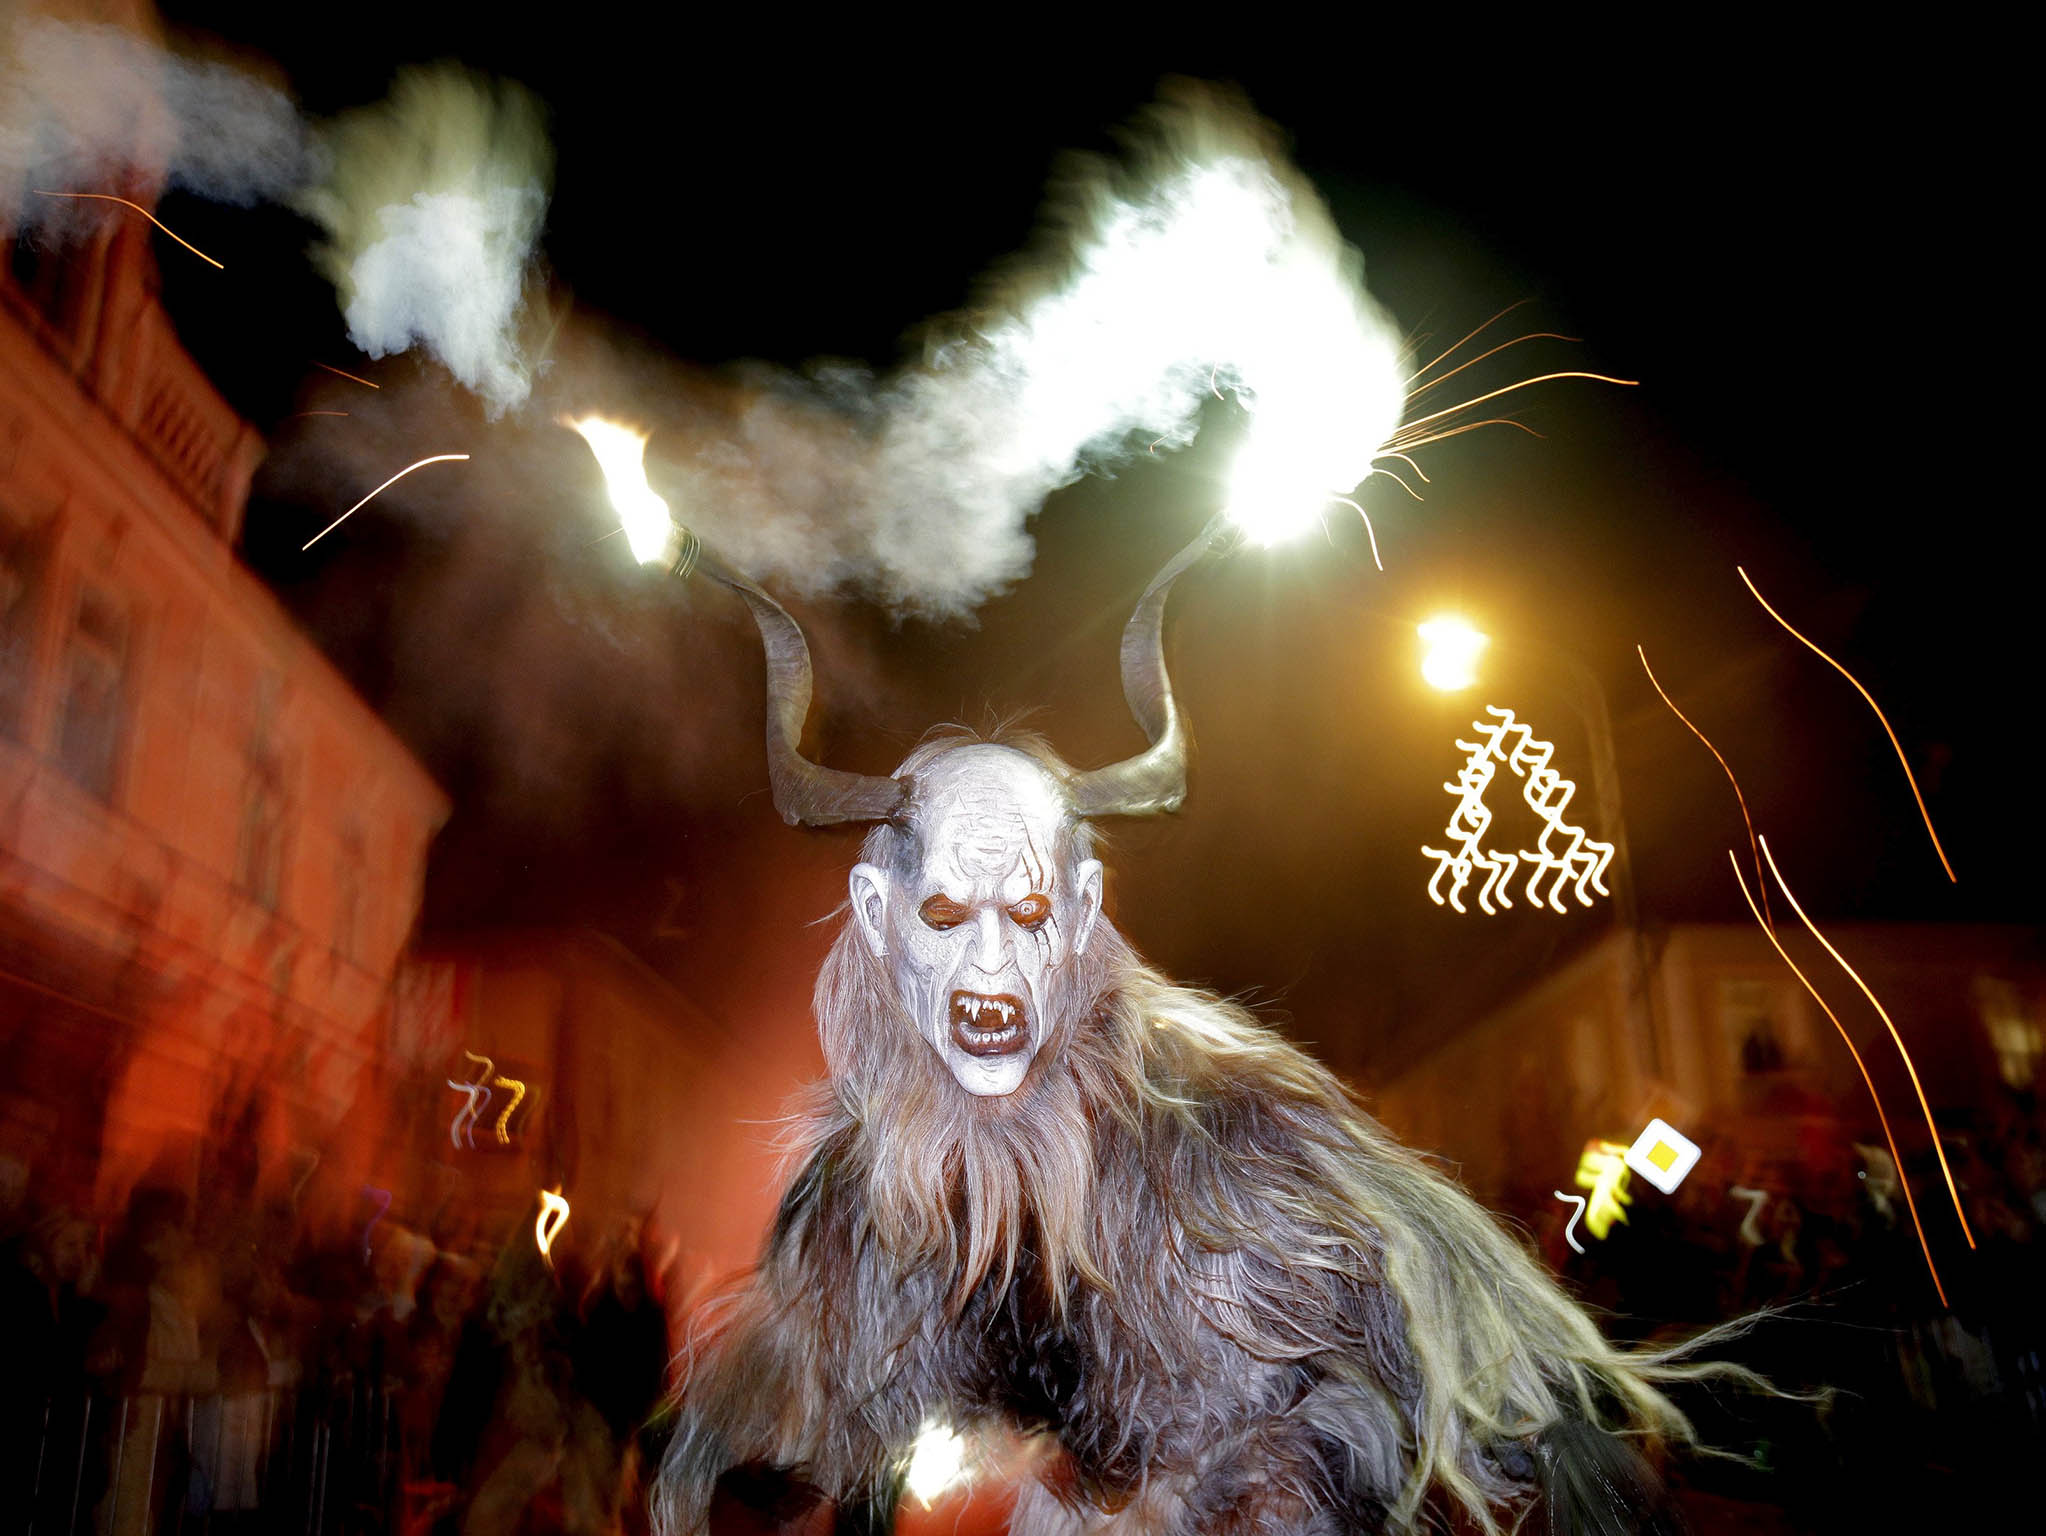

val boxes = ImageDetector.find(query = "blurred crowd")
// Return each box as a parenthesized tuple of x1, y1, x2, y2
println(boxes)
(1517, 1090, 2046, 1526)
(1, 1161, 675, 1536)
(8, 1094, 2046, 1535)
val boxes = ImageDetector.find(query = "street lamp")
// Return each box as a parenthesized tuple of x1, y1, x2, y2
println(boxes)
(1417, 616, 1488, 692)
(1418, 614, 1660, 1078)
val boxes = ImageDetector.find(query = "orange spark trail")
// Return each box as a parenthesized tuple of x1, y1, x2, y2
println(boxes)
(1639, 646, 1770, 930)
(1405, 332, 1580, 401)
(302, 454, 469, 549)
(1391, 371, 1639, 442)
(1739, 567, 1955, 883)
(314, 362, 381, 389)
(1731, 853, 1947, 1307)
(286, 410, 350, 418)
(1760, 836, 1975, 1249)
(32, 190, 223, 268)
(1404, 299, 1533, 389)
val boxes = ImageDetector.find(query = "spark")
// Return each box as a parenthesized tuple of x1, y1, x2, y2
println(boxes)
(1639, 645, 1769, 929)
(563, 416, 679, 566)
(490, 1074, 527, 1144)
(31, 190, 223, 268)
(1403, 300, 1533, 390)
(1328, 496, 1384, 569)
(1405, 331, 1580, 403)
(285, 410, 351, 418)
(1739, 567, 1955, 882)
(1387, 371, 1638, 448)
(1729, 851, 1947, 1305)
(302, 454, 469, 550)
(535, 1186, 571, 1264)
(1553, 1190, 1589, 1255)
(1759, 836, 1974, 1249)
(314, 362, 381, 389)
(903, 1422, 970, 1507)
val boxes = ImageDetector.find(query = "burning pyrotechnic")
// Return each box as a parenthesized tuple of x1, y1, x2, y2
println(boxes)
(563, 416, 680, 566)
(535, 1186, 571, 1264)
(902, 1422, 970, 1507)
(446, 1050, 494, 1150)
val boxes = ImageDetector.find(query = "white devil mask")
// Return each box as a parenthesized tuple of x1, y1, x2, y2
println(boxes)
(848, 747, 1103, 1096)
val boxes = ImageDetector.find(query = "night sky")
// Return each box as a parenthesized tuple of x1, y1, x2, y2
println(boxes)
(144, 7, 2030, 1082)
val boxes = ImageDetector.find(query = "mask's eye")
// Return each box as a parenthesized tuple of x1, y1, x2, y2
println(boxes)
(918, 894, 971, 930)
(1007, 894, 1052, 930)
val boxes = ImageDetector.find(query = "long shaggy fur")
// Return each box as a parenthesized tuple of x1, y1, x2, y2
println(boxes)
(657, 746, 1730, 1535)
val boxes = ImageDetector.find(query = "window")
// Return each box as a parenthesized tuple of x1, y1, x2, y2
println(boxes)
(0, 512, 49, 738)
(55, 586, 129, 800)
(237, 679, 287, 910)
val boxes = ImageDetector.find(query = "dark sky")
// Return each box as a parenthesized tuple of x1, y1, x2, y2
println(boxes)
(147, 6, 2030, 1081)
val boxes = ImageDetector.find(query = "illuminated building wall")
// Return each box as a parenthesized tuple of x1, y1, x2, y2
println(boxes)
(1370, 922, 2043, 1209)
(0, 138, 448, 1219)
(395, 931, 810, 1293)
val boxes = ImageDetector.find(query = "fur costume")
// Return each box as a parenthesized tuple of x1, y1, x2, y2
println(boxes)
(656, 543, 1714, 1534)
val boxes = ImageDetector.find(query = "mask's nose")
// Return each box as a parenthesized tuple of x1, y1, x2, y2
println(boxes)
(973, 906, 1007, 974)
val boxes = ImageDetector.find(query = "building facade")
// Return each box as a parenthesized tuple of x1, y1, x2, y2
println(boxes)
(1, 120, 448, 1226)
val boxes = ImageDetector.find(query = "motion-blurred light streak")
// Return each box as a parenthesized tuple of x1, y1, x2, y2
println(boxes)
(1739, 567, 1955, 882)
(30, 189, 224, 267)
(1422, 707, 1611, 914)
(535, 1186, 570, 1264)
(1730, 850, 1948, 1305)
(1573, 1140, 1632, 1240)
(490, 1073, 526, 1144)
(1729, 1185, 1772, 1249)
(1639, 645, 1769, 930)
(447, 1050, 495, 1150)
(1759, 836, 1974, 1250)
(1553, 1190, 1589, 1255)
(313, 361, 380, 389)
(302, 453, 470, 549)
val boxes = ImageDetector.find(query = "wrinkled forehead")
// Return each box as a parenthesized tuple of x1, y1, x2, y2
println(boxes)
(908, 747, 1072, 888)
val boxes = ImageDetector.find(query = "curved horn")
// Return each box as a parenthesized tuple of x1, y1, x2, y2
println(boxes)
(695, 553, 907, 827)
(1067, 515, 1228, 819)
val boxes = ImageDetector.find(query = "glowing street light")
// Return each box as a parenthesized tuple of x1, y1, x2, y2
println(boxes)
(1418, 616, 1487, 691)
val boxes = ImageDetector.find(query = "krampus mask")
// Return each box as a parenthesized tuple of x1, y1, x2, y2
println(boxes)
(660, 530, 1720, 1535)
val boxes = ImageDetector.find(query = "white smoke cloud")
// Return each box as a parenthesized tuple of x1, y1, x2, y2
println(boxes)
(0, 16, 311, 232)
(296, 69, 551, 417)
(1, 19, 547, 416)
(660, 84, 1407, 616)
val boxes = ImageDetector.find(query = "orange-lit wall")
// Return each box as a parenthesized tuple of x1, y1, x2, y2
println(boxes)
(1, 185, 447, 1223)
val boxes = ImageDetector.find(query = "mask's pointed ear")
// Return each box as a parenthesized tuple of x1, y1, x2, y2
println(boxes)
(849, 864, 891, 959)
(1073, 858, 1104, 956)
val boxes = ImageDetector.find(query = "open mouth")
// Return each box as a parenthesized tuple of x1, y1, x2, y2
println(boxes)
(948, 990, 1029, 1057)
